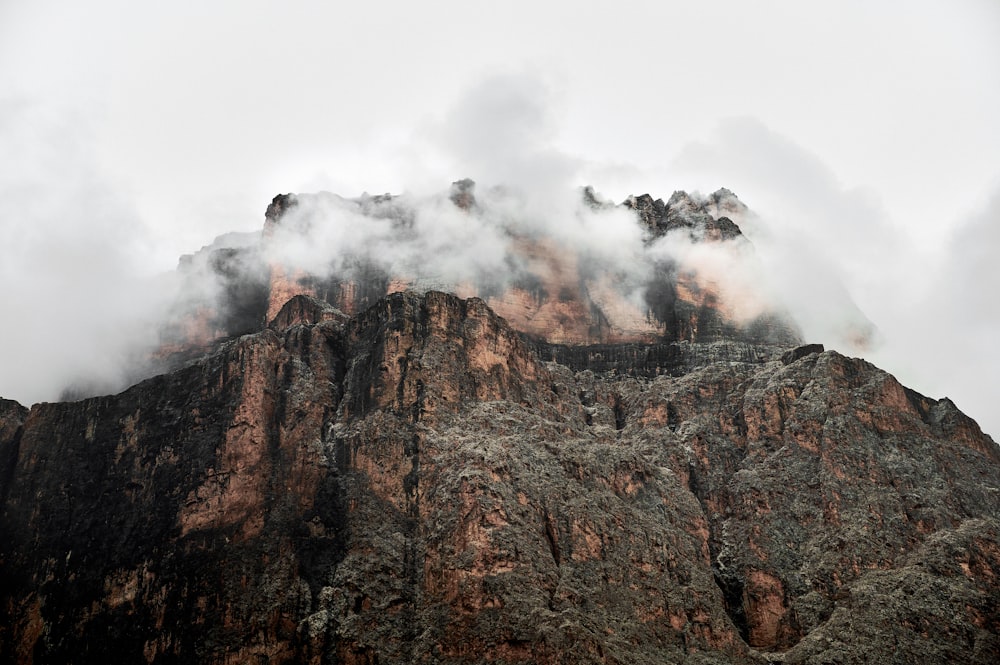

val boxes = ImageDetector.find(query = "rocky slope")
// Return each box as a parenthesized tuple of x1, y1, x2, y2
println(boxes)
(0, 186, 996, 663)
(1, 287, 998, 664)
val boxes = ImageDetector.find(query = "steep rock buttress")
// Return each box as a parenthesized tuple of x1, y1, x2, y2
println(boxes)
(1, 291, 998, 664)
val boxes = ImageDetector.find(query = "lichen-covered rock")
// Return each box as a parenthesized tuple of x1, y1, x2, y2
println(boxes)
(613, 348, 1000, 660)
(1, 292, 997, 664)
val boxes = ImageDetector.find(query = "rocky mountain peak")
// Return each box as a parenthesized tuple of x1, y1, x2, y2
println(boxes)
(264, 192, 299, 230)
(158, 181, 807, 371)
(625, 189, 744, 242)
(1, 180, 993, 664)
(704, 187, 748, 220)
(449, 178, 477, 210)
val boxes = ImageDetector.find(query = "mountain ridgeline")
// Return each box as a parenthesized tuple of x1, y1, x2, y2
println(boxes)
(0, 183, 997, 664)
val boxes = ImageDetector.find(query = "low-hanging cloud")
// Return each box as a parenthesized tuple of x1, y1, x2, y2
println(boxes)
(4, 73, 993, 445)
(0, 100, 271, 403)
(0, 77, 839, 405)
(675, 116, 1000, 438)
(0, 100, 170, 402)
(265, 184, 653, 306)
(264, 72, 662, 315)
(869, 183, 1000, 441)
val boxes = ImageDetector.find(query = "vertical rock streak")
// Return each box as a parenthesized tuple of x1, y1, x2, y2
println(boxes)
(1, 292, 997, 663)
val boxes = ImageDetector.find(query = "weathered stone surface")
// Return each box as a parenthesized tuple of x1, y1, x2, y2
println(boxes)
(619, 349, 1000, 661)
(0, 399, 26, 446)
(1, 291, 997, 664)
(780, 344, 824, 365)
(268, 294, 348, 331)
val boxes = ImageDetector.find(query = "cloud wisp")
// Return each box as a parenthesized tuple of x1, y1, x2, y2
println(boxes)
(3, 72, 995, 444)
(0, 100, 177, 402)
(674, 115, 1000, 438)
(0, 76, 863, 404)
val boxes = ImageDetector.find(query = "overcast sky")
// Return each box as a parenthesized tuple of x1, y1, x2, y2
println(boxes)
(1, 0, 998, 436)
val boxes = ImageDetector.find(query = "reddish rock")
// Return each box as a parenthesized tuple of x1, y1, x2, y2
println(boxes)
(1, 291, 997, 664)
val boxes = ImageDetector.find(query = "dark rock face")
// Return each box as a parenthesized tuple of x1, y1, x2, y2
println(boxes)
(0, 399, 27, 507)
(624, 189, 744, 242)
(1, 291, 998, 664)
(780, 344, 825, 365)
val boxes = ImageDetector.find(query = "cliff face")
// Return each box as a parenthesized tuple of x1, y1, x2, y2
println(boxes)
(2, 290, 998, 664)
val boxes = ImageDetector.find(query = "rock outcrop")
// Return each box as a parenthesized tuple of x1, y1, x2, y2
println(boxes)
(1, 288, 998, 664)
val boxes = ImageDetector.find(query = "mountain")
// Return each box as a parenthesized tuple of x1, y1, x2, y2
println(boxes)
(1, 185, 997, 664)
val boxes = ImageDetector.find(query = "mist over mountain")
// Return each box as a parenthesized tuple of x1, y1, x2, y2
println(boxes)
(2, 4, 998, 660)
(14, 176, 876, 408)
(2, 64, 997, 442)
(1, 181, 997, 664)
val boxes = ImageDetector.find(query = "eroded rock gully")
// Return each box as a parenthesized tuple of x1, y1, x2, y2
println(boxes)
(2, 292, 999, 664)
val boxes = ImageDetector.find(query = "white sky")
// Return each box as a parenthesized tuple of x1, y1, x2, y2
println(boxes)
(1, 0, 998, 436)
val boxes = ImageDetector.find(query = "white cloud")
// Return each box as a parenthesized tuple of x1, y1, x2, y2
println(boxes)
(0, 101, 172, 402)
(674, 116, 1000, 439)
